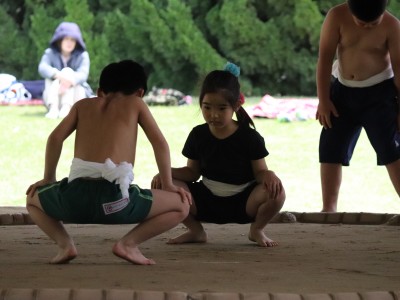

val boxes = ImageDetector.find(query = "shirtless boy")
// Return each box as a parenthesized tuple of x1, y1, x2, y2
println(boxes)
(316, 0, 400, 212)
(26, 60, 191, 265)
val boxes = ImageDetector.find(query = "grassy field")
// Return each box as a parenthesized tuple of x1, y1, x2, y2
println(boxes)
(1, 98, 399, 213)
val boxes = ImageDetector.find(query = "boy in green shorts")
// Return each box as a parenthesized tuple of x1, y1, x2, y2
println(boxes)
(26, 60, 191, 265)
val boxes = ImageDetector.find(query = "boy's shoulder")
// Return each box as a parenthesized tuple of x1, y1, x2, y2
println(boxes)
(327, 3, 348, 19)
(74, 96, 99, 107)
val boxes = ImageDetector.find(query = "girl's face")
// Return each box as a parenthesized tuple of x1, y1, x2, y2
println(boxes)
(201, 92, 236, 130)
(60, 36, 77, 54)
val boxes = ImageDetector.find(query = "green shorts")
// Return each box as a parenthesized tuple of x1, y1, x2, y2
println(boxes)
(37, 178, 153, 224)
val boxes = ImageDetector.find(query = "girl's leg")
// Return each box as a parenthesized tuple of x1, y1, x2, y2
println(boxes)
(166, 212, 207, 244)
(246, 184, 285, 247)
(164, 180, 206, 244)
(112, 188, 190, 264)
(321, 163, 342, 212)
(26, 193, 77, 264)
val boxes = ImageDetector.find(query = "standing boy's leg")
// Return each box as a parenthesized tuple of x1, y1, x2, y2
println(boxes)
(386, 159, 400, 196)
(112, 189, 190, 265)
(26, 193, 77, 264)
(321, 163, 342, 212)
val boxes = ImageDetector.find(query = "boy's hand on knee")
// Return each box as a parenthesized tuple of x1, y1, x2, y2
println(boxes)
(163, 184, 192, 205)
(26, 179, 55, 197)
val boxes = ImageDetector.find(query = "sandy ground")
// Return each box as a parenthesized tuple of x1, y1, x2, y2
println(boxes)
(1, 218, 399, 294)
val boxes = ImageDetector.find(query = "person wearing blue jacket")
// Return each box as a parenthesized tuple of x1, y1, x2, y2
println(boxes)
(39, 22, 92, 119)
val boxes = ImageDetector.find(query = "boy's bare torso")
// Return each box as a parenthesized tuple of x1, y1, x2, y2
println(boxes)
(72, 95, 141, 165)
(334, 4, 394, 81)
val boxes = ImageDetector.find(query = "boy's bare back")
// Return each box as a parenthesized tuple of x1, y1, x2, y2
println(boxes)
(321, 3, 400, 80)
(60, 93, 156, 166)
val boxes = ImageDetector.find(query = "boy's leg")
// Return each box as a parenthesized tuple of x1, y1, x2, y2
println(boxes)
(26, 193, 77, 264)
(321, 163, 342, 212)
(112, 188, 190, 265)
(246, 184, 285, 247)
(386, 159, 400, 196)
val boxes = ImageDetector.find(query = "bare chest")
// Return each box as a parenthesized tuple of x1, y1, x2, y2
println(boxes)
(339, 27, 387, 52)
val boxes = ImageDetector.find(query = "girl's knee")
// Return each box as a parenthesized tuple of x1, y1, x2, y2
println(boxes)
(178, 201, 190, 219)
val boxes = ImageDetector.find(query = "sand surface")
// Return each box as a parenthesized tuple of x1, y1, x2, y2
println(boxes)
(1, 218, 399, 294)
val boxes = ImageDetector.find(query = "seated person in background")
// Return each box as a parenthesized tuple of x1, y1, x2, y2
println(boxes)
(38, 21, 93, 119)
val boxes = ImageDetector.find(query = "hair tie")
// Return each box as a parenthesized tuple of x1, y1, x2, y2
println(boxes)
(239, 92, 245, 105)
(224, 62, 240, 77)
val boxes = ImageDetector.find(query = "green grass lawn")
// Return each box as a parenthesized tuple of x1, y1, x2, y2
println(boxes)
(1, 99, 399, 213)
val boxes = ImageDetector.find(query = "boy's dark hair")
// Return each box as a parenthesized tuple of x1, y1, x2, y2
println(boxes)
(99, 60, 147, 95)
(199, 70, 255, 128)
(348, 0, 387, 22)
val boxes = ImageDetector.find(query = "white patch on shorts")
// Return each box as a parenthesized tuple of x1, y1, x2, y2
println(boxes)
(103, 197, 130, 215)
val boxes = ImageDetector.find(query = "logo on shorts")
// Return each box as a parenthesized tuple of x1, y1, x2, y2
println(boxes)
(103, 197, 130, 215)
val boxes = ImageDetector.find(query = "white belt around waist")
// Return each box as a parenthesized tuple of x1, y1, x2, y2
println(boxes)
(202, 176, 255, 197)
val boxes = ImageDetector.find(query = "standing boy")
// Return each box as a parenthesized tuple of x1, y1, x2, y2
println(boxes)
(316, 0, 400, 211)
(26, 60, 191, 265)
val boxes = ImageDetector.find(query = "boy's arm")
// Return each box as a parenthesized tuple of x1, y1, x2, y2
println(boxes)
(387, 15, 400, 130)
(27, 105, 78, 196)
(316, 8, 340, 129)
(139, 101, 191, 203)
(138, 101, 178, 187)
(139, 104, 172, 187)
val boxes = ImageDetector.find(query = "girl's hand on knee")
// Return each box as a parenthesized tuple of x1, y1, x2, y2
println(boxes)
(151, 174, 162, 189)
(262, 171, 283, 199)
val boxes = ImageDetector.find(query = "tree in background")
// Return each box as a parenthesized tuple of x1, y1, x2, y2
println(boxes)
(1, 0, 398, 96)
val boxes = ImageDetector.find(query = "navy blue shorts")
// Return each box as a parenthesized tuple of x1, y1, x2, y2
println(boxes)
(186, 180, 257, 224)
(319, 78, 400, 166)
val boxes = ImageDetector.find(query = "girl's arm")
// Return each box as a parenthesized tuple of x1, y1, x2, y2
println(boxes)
(151, 159, 201, 189)
(171, 159, 201, 182)
(252, 159, 283, 200)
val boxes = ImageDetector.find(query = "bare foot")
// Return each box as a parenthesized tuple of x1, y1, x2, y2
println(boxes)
(50, 246, 77, 264)
(167, 230, 207, 244)
(112, 241, 155, 265)
(248, 230, 278, 247)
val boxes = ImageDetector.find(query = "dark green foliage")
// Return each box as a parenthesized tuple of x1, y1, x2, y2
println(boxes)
(1, 0, 399, 96)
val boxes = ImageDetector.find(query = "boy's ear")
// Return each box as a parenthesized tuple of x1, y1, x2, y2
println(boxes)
(136, 88, 145, 97)
(97, 88, 105, 97)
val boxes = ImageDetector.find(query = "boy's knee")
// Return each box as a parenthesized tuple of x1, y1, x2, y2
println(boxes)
(26, 193, 39, 209)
